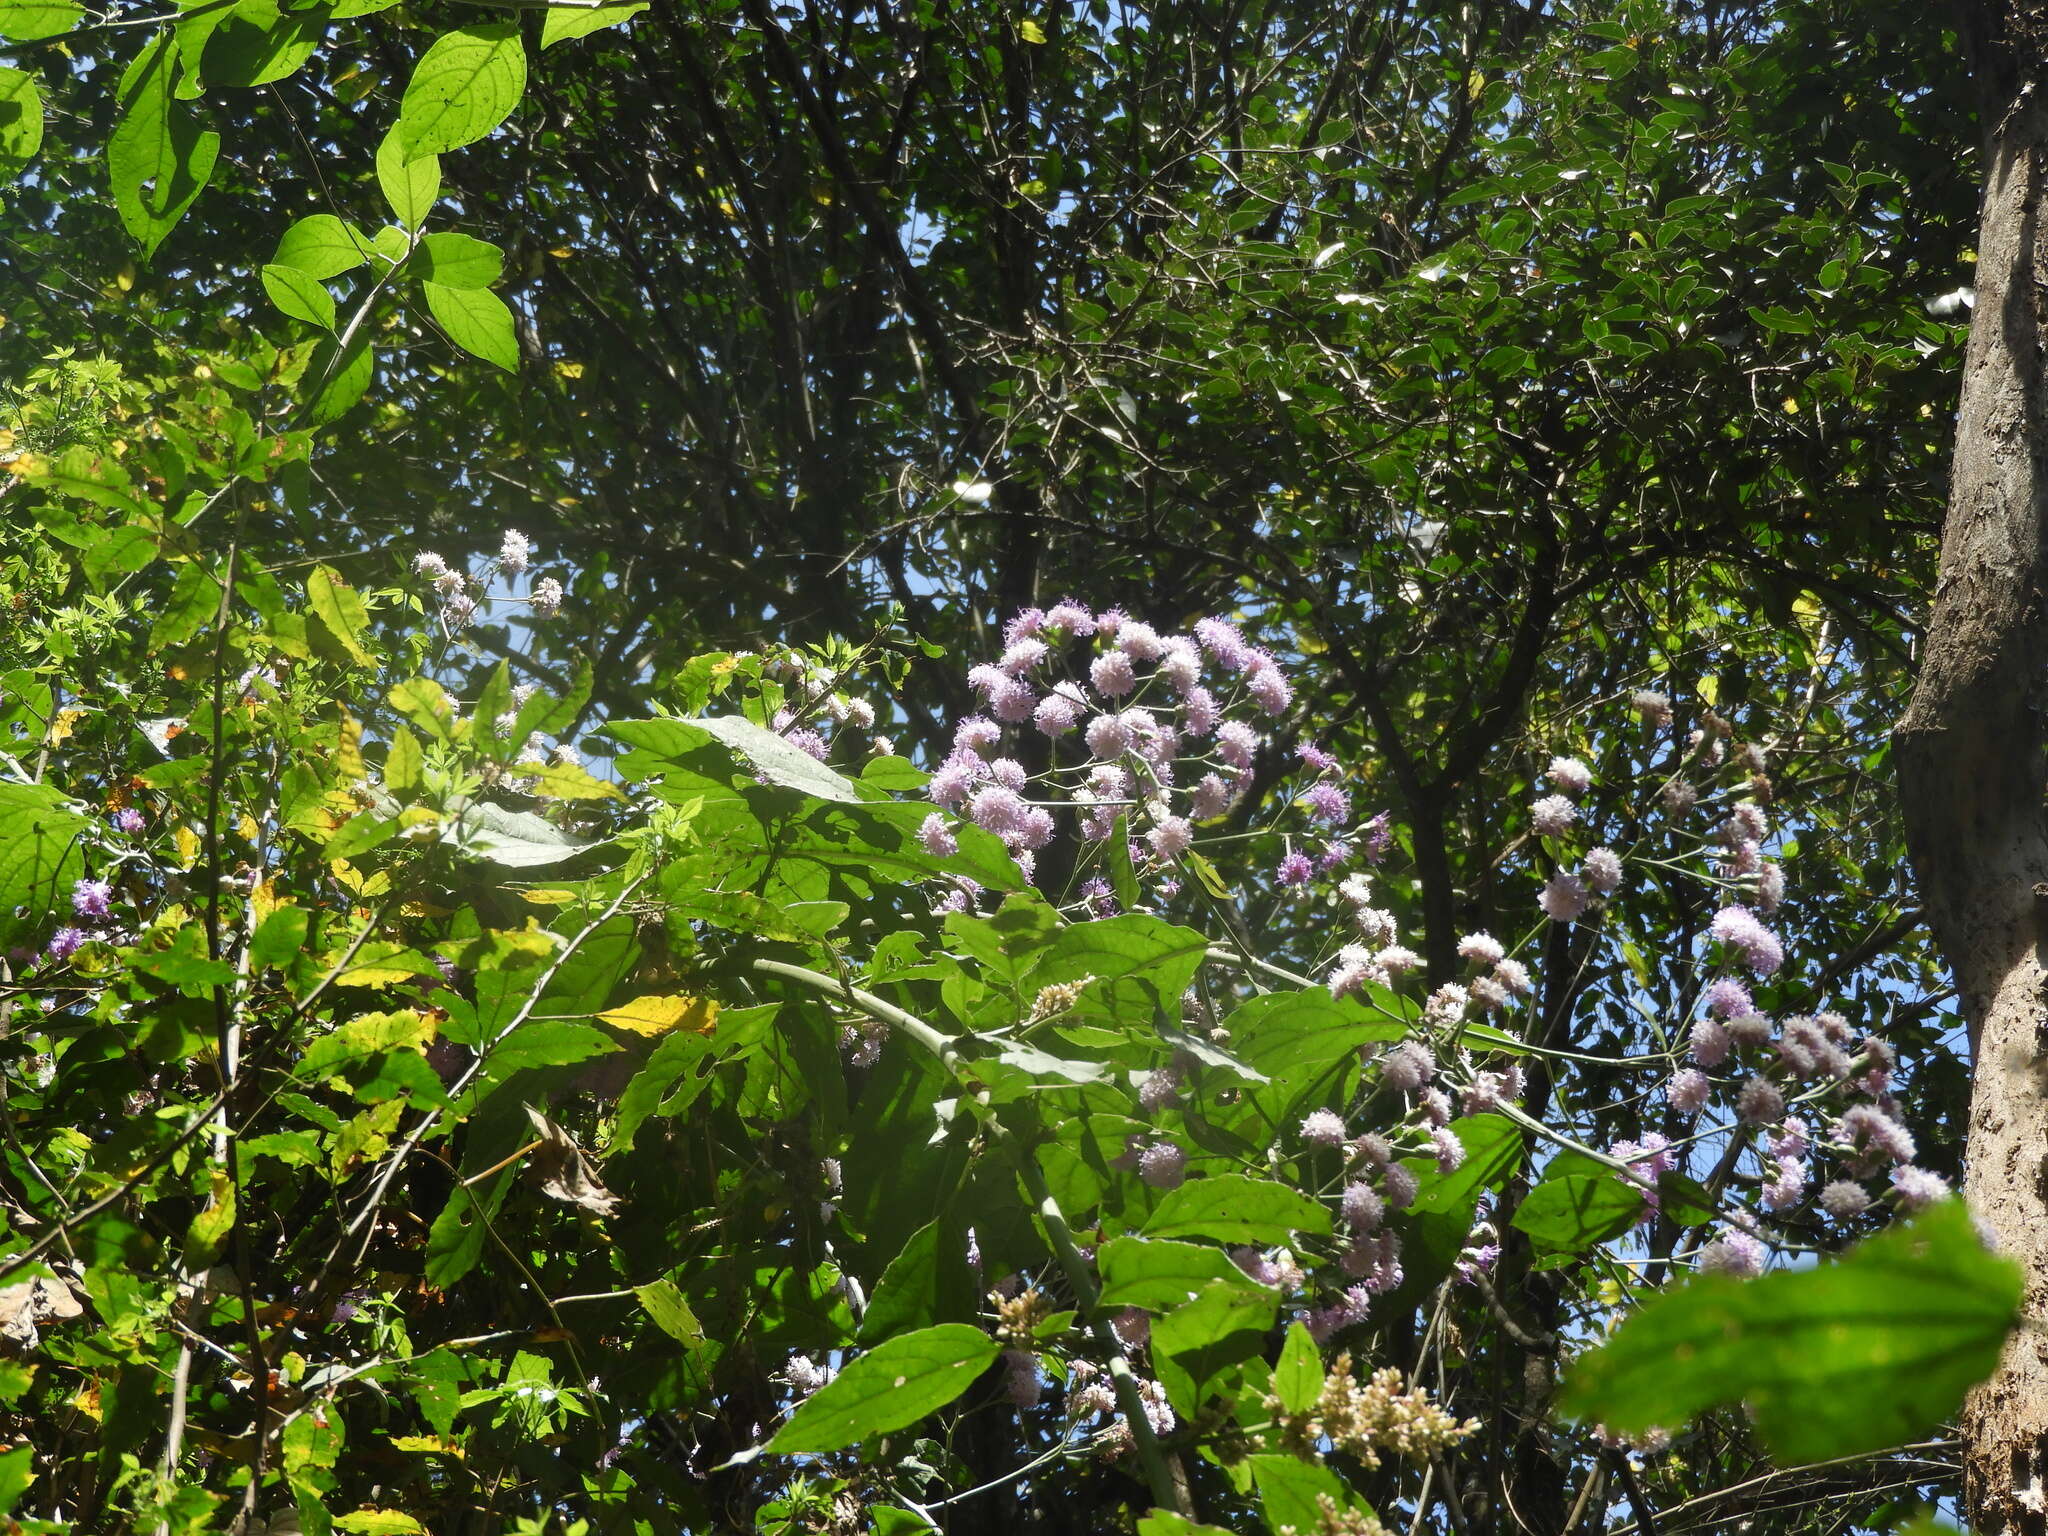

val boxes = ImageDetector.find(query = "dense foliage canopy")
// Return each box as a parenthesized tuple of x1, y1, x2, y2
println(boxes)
(0, 0, 2021, 1531)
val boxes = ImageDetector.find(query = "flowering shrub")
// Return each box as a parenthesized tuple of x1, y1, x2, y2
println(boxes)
(0, 471, 2012, 1536)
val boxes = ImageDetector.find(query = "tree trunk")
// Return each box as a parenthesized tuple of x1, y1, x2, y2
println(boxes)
(1894, 12, 2048, 1531)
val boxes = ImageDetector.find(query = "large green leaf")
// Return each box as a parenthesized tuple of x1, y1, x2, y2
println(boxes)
(539, 0, 645, 49)
(305, 565, 377, 667)
(375, 129, 439, 229)
(451, 801, 598, 866)
(423, 281, 517, 372)
(1143, 1174, 1332, 1246)
(261, 264, 336, 331)
(1271, 1321, 1325, 1416)
(1563, 1201, 2021, 1461)
(107, 37, 220, 255)
(0, 66, 43, 174)
(614, 715, 862, 802)
(1024, 914, 1211, 1019)
(856, 1216, 980, 1345)
(273, 213, 367, 279)
(202, 0, 328, 88)
(304, 329, 374, 425)
(1151, 1278, 1277, 1416)
(1227, 987, 1410, 1088)
(1512, 1170, 1645, 1253)
(417, 231, 503, 289)
(766, 1323, 997, 1453)
(0, 783, 89, 954)
(396, 23, 527, 160)
(1097, 1235, 1268, 1311)
(0, 0, 78, 41)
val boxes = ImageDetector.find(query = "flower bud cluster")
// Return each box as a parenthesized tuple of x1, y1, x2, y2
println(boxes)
(1265, 1358, 1479, 1469)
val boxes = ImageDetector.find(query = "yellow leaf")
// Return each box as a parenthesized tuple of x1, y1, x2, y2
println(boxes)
(1781, 396, 1798, 414)
(1018, 16, 1046, 41)
(598, 995, 719, 1037)
(176, 825, 203, 867)
(47, 707, 82, 746)
(336, 712, 365, 781)
(520, 888, 580, 905)
(389, 1435, 463, 1456)
(252, 880, 285, 925)
(332, 1509, 424, 1535)
(553, 360, 585, 379)
(526, 761, 623, 801)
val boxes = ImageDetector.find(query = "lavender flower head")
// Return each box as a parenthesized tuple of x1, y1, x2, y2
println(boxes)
(1538, 873, 1589, 923)
(1546, 755, 1593, 796)
(1299, 1109, 1348, 1147)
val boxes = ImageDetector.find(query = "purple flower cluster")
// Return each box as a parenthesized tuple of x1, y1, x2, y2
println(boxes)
(920, 605, 1374, 902)
(413, 539, 564, 636)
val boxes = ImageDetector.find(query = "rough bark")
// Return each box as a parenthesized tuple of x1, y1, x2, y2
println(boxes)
(1894, 12, 2048, 1530)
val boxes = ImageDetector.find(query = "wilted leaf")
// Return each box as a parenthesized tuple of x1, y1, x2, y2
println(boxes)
(521, 1104, 620, 1215)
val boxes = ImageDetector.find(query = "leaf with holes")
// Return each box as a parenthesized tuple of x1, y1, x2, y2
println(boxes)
(396, 23, 526, 160)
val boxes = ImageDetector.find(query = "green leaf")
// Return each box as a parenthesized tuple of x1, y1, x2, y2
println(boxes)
(417, 231, 502, 289)
(1271, 1321, 1324, 1415)
(0, 0, 78, 41)
(1136, 1515, 1237, 1536)
(1025, 913, 1211, 1017)
(0, 1444, 32, 1516)
(423, 281, 517, 372)
(396, 23, 527, 161)
(331, 1513, 423, 1536)
(451, 801, 597, 866)
(305, 330, 374, 425)
(1562, 1201, 2022, 1461)
(273, 213, 367, 279)
(299, 1010, 434, 1081)
(108, 37, 220, 256)
(130, 926, 237, 995)
(148, 560, 220, 651)
(766, 1323, 997, 1454)
(619, 715, 863, 801)
(1144, 1174, 1332, 1246)
(261, 264, 337, 330)
(252, 907, 310, 970)
(635, 1279, 703, 1345)
(375, 128, 440, 229)
(0, 783, 89, 955)
(305, 565, 378, 667)
(857, 1216, 979, 1345)
(385, 725, 424, 796)
(1512, 1171, 1645, 1253)
(539, 0, 645, 49)
(1151, 1278, 1277, 1416)
(1749, 304, 1815, 335)
(1247, 1454, 1352, 1536)
(1097, 1236, 1267, 1311)
(0, 67, 44, 175)
(425, 1178, 507, 1288)
(1229, 989, 1409, 1086)
(202, 0, 328, 88)
(324, 813, 398, 861)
